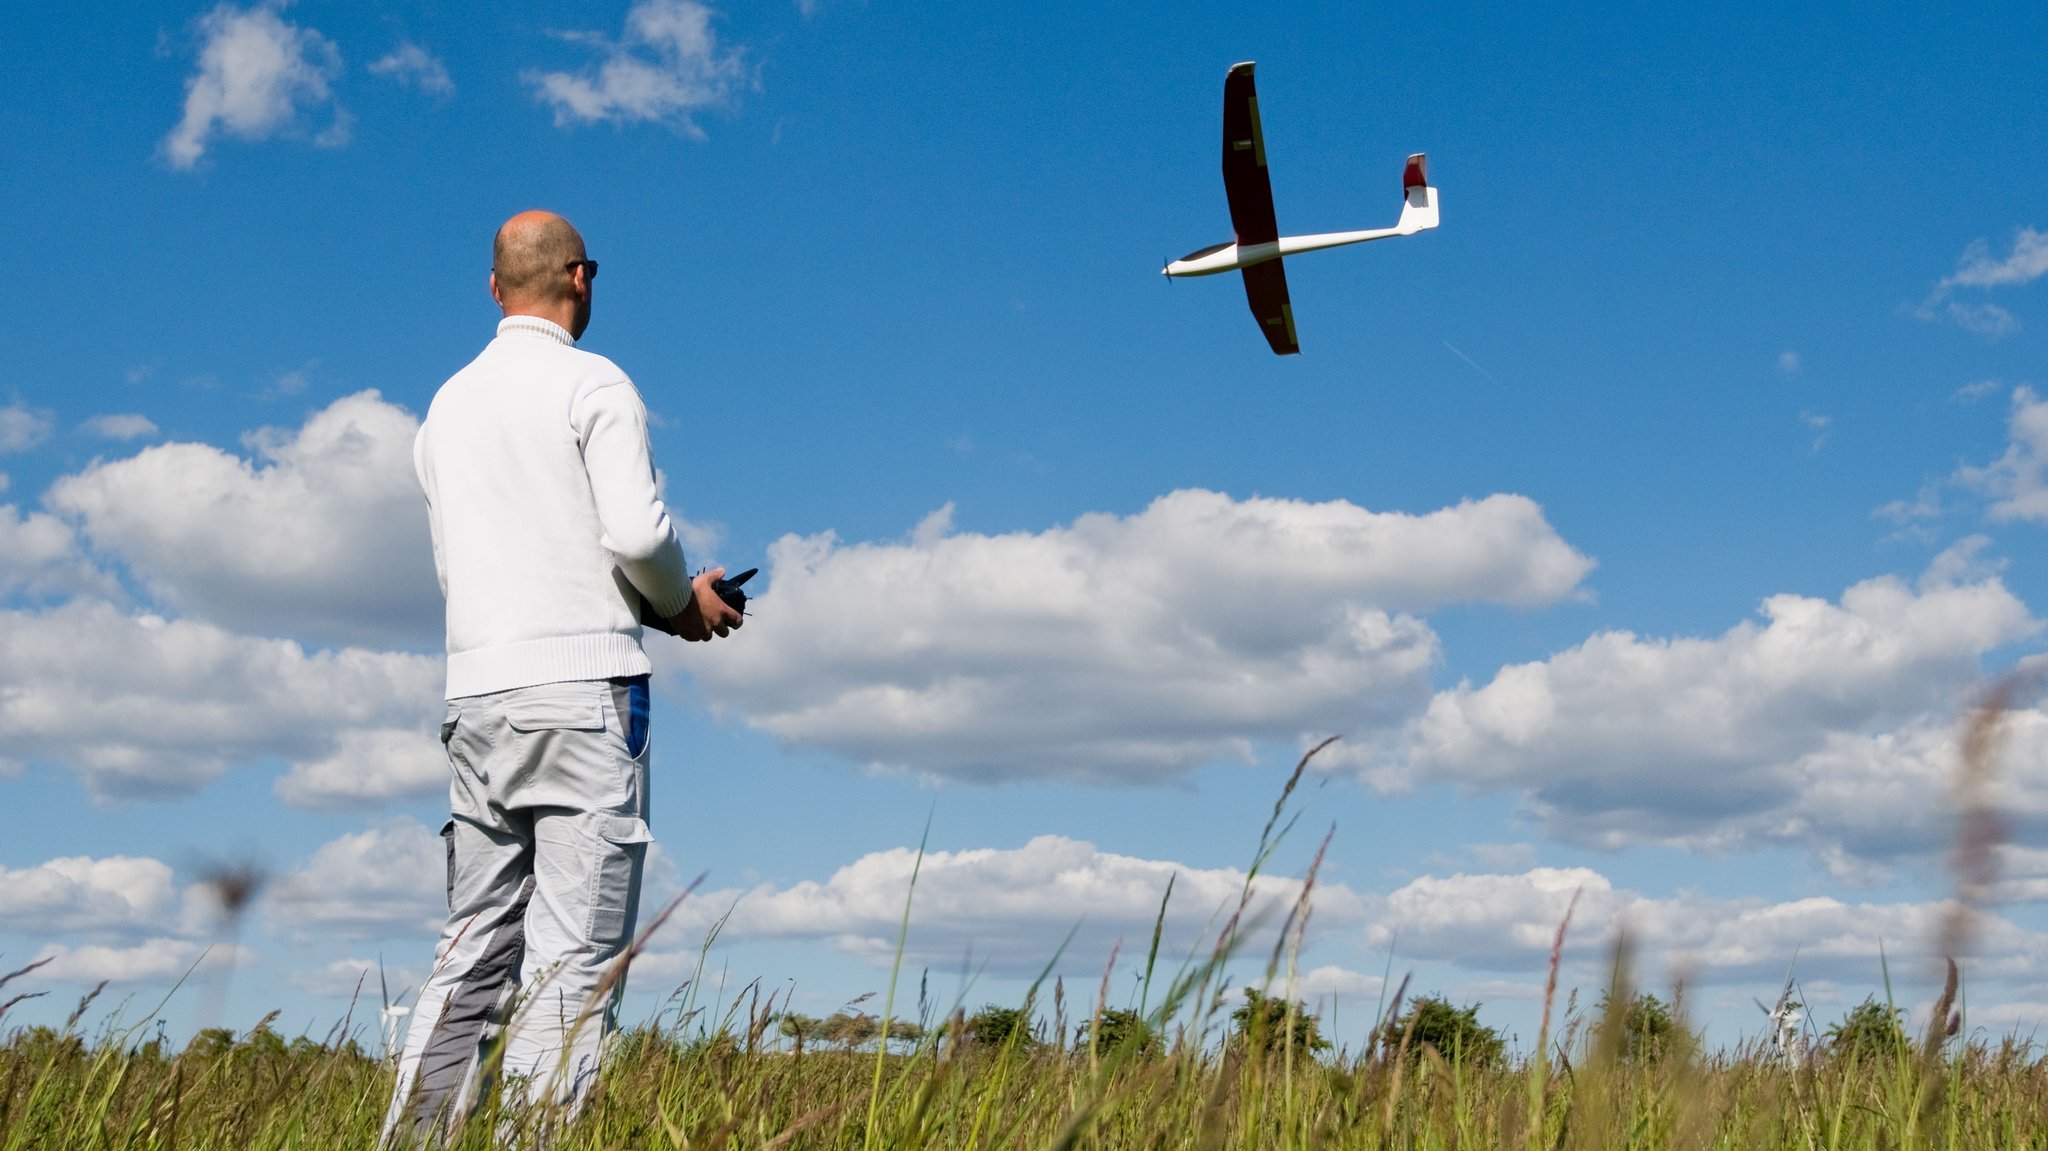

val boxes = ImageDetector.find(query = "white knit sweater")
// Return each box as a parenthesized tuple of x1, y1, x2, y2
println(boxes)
(415, 316, 694, 698)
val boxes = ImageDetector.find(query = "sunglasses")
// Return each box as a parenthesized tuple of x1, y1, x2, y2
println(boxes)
(565, 259, 599, 281)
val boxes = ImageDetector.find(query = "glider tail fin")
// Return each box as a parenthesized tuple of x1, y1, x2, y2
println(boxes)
(1397, 153, 1439, 234)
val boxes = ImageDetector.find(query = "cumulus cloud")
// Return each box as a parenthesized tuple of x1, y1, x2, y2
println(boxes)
(287, 956, 425, 1000)
(1263, 964, 1386, 1002)
(1956, 386, 2048, 524)
(693, 491, 1592, 783)
(267, 819, 446, 940)
(79, 414, 160, 441)
(0, 504, 116, 600)
(48, 391, 440, 648)
(0, 855, 186, 937)
(25, 940, 251, 987)
(1369, 865, 2048, 990)
(161, 1, 349, 170)
(1373, 559, 2038, 856)
(1916, 228, 2048, 337)
(652, 834, 1363, 978)
(274, 727, 445, 809)
(0, 599, 437, 797)
(526, 0, 747, 133)
(0, 401, 53, 452)
(368, 42, 453, 95)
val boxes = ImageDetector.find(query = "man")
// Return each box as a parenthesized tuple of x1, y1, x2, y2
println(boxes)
(384, 210, 741, 1141)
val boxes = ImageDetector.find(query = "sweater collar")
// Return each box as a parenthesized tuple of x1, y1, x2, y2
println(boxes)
(497, 315, 575, 346)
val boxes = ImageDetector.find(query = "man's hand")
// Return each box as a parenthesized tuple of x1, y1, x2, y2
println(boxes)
(670, 567, 744, 642)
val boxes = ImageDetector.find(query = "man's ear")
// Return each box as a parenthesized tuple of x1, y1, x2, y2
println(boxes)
(489, 271, 504, 308)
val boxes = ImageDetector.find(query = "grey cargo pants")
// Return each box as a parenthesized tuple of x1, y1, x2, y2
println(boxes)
(382, 675, 652, 1142)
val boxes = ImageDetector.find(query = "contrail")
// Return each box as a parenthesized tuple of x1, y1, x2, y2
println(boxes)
(1443, 340, 1497, 383)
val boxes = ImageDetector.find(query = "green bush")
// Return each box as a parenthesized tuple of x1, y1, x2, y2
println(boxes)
(1825, 996, 1908, 1061)
(1229, 988, 1330, 1058)
(963, 1004, 1036, 1048)
(1377, 995, 1505, 1067)
(1074, 1007, 1157, 1057)
(1594, 991, 1686, 1064)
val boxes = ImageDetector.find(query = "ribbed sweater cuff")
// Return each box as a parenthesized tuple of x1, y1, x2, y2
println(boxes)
(446, 634, 652, 699)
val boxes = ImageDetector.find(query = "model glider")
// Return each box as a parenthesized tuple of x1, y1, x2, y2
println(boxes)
(1164, 61, 1440, 355)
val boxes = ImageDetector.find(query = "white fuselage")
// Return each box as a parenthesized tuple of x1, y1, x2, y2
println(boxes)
(1164, 185, 1438, 277)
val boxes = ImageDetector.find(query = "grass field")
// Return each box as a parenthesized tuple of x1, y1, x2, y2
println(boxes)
(6, 988, 2048, 1150)
(7, 735, 2037, 1150)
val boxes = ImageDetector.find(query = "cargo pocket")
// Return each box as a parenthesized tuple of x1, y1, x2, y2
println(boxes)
(587, 815, 653, 947)
(507, 690, 617, 802)
(505, 697, 605, 734)
(440, 820, 457, 912)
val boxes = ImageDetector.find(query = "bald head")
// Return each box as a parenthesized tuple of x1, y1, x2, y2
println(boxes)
(492, 211, 586, 306)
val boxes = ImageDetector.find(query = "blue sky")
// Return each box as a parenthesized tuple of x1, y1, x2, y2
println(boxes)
(4, 0, 2048, 1053)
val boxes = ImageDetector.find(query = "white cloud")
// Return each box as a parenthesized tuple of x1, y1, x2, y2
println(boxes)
(0, 599, 438, 797)
(526, 0, 747, 133)
(1875, 483, 1943, 529)
(0, 402, 53, 452)
(1777, 350, 1801, 376)
(0, 855, 183, 937)
(1953, 379, 2002, 404)
(287, 956, 425, 1000)
(1369, 866, 2048, 989)
(1917, 228, 2048, 337)
(1956, 386, 2048, 524)
(48, 390, 441, 648)
(274, 727, 445, 809)
(693, 491, 1592, 783)
(79, 414, 160, 441)
(655, 834, 1363, 978)
(0, 504, 116, 600)
(1940, 229, 2048, 293)
(1276, 964, 1386, 1002)
(1943, 302, 2020, 337)
(1373, 560, 2038, 855)
(267, 819, 446, 941)
(27, 940, 247, 987)
(368, 42, 453, 95)
(162, 1, 349, 170)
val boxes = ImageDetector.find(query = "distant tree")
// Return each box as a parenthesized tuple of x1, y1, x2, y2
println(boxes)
(778, 1012, 825, 1054)
(1230, 989, 1331, 1058)
(681, 1031, 743, 1059)
(1376, 995, 1505, 1067)
(1825, 998, 1907, 1061)
(241, 1024, 288, 1059)
(820, 1011, 881, 1050)
(965, 1005, 1038, 1049)
(14, 1026, 85, 1063)
(186, 1027, 236, 1059)
(1075, 1008, 1158, 1057)
(1594, 991, 1685, 1064)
